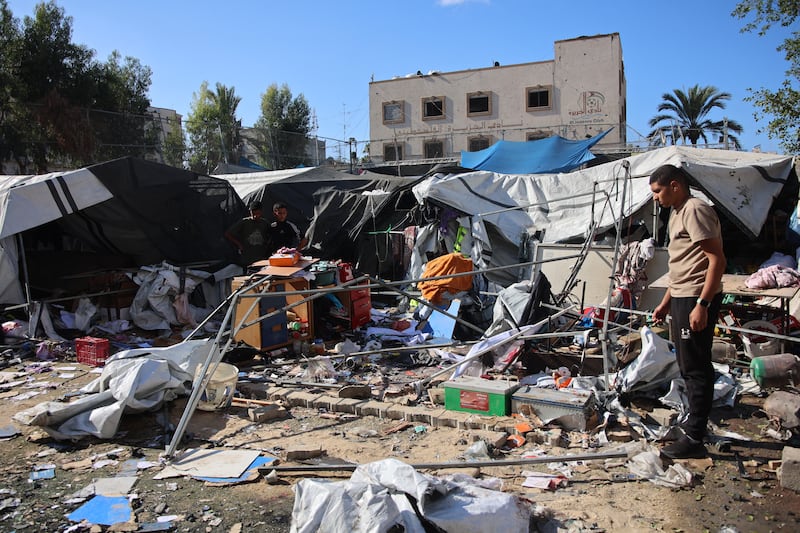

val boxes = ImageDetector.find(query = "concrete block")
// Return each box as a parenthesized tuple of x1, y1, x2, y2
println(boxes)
(338, 384, 372, 399)
(467, 415, 496, 430)
(357, 401, 391, 418)
(333, 398, 365, 414)
(285, 446, 324, 461)
(312, 395, 340, 412)
(445, 411, 483, 429)
(285, 391, 321, 408)
(780, 446, 800, 492)
(491, 417, 518, 433)
(248, 404, 288, 423)
(386, 404, 407, 420)
(267, 387, 292, 402)
(428, 409, 450, 427)
(471, 430, 508, 448)
(402, 406, 434, 424)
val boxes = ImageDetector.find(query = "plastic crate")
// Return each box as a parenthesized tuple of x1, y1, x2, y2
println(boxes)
(75, 337, 110, 367)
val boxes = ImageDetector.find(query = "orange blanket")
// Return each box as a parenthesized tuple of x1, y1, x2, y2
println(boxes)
(418, 252, 473, 305)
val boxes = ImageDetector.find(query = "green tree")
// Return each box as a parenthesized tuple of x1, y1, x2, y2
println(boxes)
(14, 1, 96, 170)
(162, 122, 186, 168)
(255, 83, 311, 169)
(733, 0, 800, 153)
(0, 1, 154, 172)
(0, 0, 25, 169)
(185, 81, 242, 173)
(648, 85, 743, 148)
(92, 50, 154, 161)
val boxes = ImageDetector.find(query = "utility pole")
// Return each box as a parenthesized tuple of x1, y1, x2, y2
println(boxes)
(349, 137, 356, 173)
(311, 110, 319, 166)
(723, 117, 729, 150)
(340, 103, 346, 163)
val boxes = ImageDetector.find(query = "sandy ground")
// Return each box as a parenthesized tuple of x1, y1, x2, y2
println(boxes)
(0, 355, 798, 532)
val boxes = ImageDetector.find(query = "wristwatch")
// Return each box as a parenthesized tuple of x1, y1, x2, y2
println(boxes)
(696, 298, 710, 308)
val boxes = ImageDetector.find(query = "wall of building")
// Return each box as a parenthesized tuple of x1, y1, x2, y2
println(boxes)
(368, 33, 625, 165)
(146, 107, 182, 163)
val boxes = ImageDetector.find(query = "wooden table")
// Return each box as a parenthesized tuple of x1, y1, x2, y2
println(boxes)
(650, 273, 800, 349)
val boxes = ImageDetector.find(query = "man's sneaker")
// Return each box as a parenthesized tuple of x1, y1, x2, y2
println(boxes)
(659, 425, 686, 442)
(661, 434, 707, 459)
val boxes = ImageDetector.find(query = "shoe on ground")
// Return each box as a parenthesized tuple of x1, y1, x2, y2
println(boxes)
(661, 434, 707, 459)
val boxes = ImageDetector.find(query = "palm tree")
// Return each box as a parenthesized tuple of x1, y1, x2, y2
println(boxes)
(648, 85, 743, 148)
(210, 83, 242, 165)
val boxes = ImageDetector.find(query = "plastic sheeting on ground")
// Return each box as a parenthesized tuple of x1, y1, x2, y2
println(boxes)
(290, 458, 535, 533)
(13, 339, 213, 439)
(615, 326, 679, 394)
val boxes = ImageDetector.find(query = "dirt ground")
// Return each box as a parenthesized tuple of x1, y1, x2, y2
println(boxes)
(1, 353, 799, 532)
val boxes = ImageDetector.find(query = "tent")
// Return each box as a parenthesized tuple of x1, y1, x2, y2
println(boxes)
(460, 129, 611, 174)
(412, 146, 796, 286)
(1, 157, 245, 305)
(213, 166, 420, 265)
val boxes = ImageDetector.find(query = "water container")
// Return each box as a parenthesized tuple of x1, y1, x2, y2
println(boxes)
(742, 320, 780, 359)
(749, 353, 800, 388)
(194, 362, 239, 411)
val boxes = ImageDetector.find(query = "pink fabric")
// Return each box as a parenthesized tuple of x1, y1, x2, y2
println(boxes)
(745, 264, 800, 289)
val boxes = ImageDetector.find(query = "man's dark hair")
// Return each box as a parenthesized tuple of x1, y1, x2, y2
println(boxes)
(273, 202, 287, 211)
(650, 164, 690, 188)
(248, 200, 263, 211)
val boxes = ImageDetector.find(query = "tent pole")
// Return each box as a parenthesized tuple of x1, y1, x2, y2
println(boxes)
(411, 305, 576, 393)
(164, 285, 244, 460)
(368, 275, 485, 336)
(599, 161, 630, 391)
(16, 233, 33, 321)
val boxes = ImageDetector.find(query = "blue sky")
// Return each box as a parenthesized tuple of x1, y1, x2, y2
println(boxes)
(6, 0, 794, 155)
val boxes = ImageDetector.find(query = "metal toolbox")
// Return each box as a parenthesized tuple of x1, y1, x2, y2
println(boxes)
(442, 376, 521, 416)
(511, 386, 597, 431)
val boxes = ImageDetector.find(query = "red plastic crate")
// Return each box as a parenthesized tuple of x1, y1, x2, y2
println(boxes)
(75, 337, 110, 367)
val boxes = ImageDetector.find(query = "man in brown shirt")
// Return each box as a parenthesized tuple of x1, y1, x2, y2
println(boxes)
(650, 164, 726, 459)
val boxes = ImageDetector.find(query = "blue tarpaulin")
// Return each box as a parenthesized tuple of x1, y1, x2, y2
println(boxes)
(460, 129, 611, 174)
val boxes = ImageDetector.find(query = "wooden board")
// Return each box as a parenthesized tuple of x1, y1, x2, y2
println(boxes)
(250, 257, 318, 277)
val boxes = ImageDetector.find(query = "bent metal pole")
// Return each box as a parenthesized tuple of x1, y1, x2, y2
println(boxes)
(600, 161, 630, 392)
(164, 282, 245, 460)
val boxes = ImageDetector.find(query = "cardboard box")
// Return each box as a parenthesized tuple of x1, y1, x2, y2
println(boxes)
(511, 386, 597, 431)
(442, 376, 521, 416)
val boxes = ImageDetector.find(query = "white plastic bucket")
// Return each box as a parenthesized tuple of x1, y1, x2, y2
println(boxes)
(195, 362, 239, 411)
(741, 320, 780, 359)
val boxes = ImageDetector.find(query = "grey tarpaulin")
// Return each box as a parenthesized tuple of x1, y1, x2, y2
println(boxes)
(290, 458, 534, 533)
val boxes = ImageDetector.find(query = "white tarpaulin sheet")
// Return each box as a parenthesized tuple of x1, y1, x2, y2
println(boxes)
(0, 169, 113, 240)
(290, 458, 534, 533)
(0, 169, 114, 304)
(413, 146, 795, 245)
(13, 340, 212, 439)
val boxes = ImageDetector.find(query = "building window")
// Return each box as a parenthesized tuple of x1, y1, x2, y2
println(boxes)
(526, 130, 551, 141)
(468, 136, 492, 152)
(424, 140, 444, 159)
(382, 101, 405, 124)
(384, 143, 403, 161)
(422, 96, 445, 120)
(467, 91, 492, 116)
(526, 86, 552, 111)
